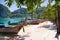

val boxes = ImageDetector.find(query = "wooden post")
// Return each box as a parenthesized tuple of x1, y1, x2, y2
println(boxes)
(23, 17, 27, 32)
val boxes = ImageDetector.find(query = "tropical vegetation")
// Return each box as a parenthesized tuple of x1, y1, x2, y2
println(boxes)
(4, 0, 60, 20)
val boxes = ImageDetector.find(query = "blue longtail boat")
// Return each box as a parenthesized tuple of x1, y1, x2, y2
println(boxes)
(0, 18, 25, 34)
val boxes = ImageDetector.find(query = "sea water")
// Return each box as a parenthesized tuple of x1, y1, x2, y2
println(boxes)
(0, 18, 24, 27)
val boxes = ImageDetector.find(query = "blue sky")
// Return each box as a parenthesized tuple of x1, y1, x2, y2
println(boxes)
(0, 0, 55, 12)
(0, 0, 19, 12)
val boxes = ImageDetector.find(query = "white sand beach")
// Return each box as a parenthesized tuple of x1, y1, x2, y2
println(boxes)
(0, 21, 58, 40)
(18, 21, 57, 40)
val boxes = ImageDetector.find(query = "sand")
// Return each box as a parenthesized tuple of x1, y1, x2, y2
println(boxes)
(18, 24, 57, 40)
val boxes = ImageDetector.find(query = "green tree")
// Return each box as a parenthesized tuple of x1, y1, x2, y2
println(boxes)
(39, 0, 60, 21)
(4, 0, 44, 12)
(4, 0, 45, 24)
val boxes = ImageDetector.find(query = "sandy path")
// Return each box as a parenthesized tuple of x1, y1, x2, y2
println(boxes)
(18, 25, 57, 40)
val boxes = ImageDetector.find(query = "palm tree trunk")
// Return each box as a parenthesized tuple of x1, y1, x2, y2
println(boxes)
(55, 1, 60, 33)
(57, 6, 60, 33)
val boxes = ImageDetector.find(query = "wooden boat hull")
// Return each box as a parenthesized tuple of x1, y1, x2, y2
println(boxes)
(0, 25, 23, 34)
(27, 21, 40, 25)
(0, 22, 25, 34)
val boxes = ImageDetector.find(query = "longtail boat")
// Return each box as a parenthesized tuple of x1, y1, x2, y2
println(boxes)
(27, 21, 40, 25)
(0, 21, 25, 35)
(27, 19, 40, 25)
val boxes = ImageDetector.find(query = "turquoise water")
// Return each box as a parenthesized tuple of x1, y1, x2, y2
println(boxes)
(9, 18, 24, 23)
(0, 18, 24, 27)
